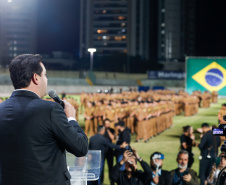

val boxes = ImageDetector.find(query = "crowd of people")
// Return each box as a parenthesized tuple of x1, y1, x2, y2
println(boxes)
(180, 123, 223, 185)
(87, 120, 224, 185)
(81, 89, 222, 185)
(0, 88, 221, 185)
(81, 89, 217, 142)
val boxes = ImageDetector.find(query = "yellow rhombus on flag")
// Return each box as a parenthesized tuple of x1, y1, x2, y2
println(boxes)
(192, 62, 226, 92)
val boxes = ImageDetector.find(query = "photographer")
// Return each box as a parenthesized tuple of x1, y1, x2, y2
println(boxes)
(111, 148, 146, 185)
(171, 150, 199, 185)
(140, 151, 171, 185)
(207, 153, 226, 185)
(115, 120, 131, 170)
(196, 123, 221, 185)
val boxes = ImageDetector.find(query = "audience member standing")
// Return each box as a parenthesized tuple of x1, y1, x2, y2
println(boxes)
(115, 121, 131, 170)
(171, 150, 199, 185)
(89, 125, 127, 185)
(180, 125, 196, 168)
(196, 123, 221, 185)
(103, 119, 116, 185)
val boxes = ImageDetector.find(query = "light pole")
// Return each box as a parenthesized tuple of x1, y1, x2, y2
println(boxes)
(88, 48, 96, 71)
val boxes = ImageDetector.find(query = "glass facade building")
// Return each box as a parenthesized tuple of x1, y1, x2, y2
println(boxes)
(0, 0, 36, 65)
(80, 0, 150, 59)
(158, 0, 196, 62)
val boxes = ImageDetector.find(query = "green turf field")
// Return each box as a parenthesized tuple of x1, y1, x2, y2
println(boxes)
(64, 97, 225, 184)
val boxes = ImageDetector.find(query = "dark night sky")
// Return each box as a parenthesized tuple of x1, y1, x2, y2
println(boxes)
(196, 0, 226, 56)
(36, 0, 226, 59)
(37, 0, 80, 56)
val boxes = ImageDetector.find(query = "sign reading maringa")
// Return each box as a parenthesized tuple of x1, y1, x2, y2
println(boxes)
(148, 71, 185, 80)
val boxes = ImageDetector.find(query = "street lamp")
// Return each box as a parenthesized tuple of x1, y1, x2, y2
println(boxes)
(88, 48, 96, 71)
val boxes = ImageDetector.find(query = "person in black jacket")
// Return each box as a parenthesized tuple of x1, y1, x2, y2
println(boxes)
(103, 118, 116, 185)
(115, 120, 131, 170)
(180, 126, 196, 168)
(171, 150, 199, 185)
(111, 149, 147, 185)
(196, 123, 221, 185)
(89, 125, 127, 185)
(138, 151, 172, 185)
(0, 54, 88, 185)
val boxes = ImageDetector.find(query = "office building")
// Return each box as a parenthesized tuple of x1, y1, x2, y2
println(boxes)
(0, 0, 37, 65)
(158, 0, 196, 62)
(80, 0, 150, 59)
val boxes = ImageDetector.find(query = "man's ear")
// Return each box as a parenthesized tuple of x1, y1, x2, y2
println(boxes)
(31, 73, 39, 85)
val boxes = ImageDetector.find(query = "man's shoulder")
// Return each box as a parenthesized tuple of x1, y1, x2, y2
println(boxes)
(123, 127, 131, 134)
(188, 168, 198, 175)
(169, 168, 177, 176)
(161, 169, 171, 175)
(37, 99, 63, 110)
(90, 134, 105, 141)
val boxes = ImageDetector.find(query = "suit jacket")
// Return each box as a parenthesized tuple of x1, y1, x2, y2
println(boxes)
(0, 90, 88, 185)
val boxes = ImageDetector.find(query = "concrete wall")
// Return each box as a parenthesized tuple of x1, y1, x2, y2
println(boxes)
(95, 79, 138, 86)
(0, 85, 138, 97)
(141, 79, 185, 88)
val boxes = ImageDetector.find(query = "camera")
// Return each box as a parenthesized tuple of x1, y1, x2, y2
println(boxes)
(183, 171, 189, 176)
(213, 115, 226, 136)
(212, 120, 226, 153)
(125, 145, 133, 154)
(212, 124, 226, 153)
(212, 124, 226, 136)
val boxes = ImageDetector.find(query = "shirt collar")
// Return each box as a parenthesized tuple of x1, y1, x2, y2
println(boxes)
(152, 169, 161, 176)
(15, 89, 40, 98)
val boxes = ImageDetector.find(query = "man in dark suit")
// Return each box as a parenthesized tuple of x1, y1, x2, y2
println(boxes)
(89, 125, 127, 185)
(0, 54, 88, 185)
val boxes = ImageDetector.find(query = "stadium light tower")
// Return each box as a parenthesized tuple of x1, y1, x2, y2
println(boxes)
(88, 48, 96, 71)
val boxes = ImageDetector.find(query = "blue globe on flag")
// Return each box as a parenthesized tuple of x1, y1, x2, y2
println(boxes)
(205, 68, 224, 86)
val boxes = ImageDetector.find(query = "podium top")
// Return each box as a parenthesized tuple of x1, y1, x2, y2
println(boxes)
(68, 150, 101, 181)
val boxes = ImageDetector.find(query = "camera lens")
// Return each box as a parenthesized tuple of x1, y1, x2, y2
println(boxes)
(223, 115, 226, 121)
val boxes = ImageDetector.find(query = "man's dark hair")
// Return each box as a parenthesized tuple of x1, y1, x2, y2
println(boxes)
(9, 54, 43, 89)
(183, 125, 191, 133)
(201, 123, 210, 128)
(104, 118, 110, 124)
(97, 125, 105, 133)
(150, 151, 163, 161)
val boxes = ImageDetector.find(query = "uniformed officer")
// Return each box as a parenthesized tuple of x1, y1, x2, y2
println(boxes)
(84, 101, 95, 137)
(212, 91, 218, 103)
(218, 104, 226, 124)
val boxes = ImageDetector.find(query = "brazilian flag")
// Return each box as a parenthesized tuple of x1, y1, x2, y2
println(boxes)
(186, 57, 226, 96)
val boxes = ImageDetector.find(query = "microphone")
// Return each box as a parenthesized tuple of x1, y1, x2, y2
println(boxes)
(48, 89, 64, 108)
